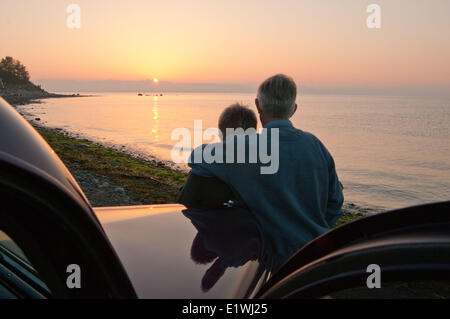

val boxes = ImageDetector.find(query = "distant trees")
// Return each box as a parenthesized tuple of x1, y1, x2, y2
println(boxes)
(0, 56, 30, 85)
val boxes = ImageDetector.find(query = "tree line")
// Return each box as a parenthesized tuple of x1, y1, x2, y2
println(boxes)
(0, 56, 30, 85)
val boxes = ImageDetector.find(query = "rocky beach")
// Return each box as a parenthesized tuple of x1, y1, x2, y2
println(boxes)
(28, 124, 187, 207)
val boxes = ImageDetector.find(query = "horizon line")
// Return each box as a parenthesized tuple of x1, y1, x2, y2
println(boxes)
(34, 79, 450, 97)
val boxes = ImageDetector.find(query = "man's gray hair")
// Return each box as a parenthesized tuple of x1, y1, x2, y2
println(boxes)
(257, 74, 297, 118)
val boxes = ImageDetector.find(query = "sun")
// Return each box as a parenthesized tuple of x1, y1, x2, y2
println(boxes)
(153, 78, 159, 84)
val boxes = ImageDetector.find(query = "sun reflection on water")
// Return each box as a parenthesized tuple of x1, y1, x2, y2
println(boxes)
(151, 96, 159, 141)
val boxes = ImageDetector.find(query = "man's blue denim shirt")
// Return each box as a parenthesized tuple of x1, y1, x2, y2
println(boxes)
(189, 120, 344, 266)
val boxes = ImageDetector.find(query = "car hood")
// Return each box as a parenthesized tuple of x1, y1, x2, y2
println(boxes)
(94, 204, 271, 299)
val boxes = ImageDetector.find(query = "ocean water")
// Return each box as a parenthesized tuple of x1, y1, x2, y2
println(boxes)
(18, 93, 450, 212)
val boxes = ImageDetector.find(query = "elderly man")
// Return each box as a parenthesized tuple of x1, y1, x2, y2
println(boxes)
(188, 74, 344, 267)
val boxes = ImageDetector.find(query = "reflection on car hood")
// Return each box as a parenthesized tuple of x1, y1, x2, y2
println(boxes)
(94, 204, 271, 298)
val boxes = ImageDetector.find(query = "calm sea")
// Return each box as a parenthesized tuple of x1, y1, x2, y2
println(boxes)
(19, 92, 450, 212)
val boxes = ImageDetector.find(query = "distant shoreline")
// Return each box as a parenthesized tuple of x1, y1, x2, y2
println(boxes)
(0, 86, 87, 106)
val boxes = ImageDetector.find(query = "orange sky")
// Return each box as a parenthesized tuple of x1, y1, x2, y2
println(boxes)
(1, 0, 449, 91)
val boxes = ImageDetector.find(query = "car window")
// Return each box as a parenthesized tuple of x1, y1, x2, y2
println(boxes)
(0, 230, 30, 264)
(0, 230, 50, 297)
(0, 282, 17, 299)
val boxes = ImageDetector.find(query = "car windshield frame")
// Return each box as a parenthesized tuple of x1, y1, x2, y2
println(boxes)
(0, 230, 51, 297)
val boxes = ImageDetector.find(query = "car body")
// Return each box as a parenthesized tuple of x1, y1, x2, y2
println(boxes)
(0, 97, 449, 299)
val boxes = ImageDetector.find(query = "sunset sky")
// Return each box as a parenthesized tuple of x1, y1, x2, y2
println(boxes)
(1, 0, 449, 93)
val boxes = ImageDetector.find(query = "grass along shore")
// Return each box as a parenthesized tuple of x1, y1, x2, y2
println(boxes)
(35, 125, 187, 206)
